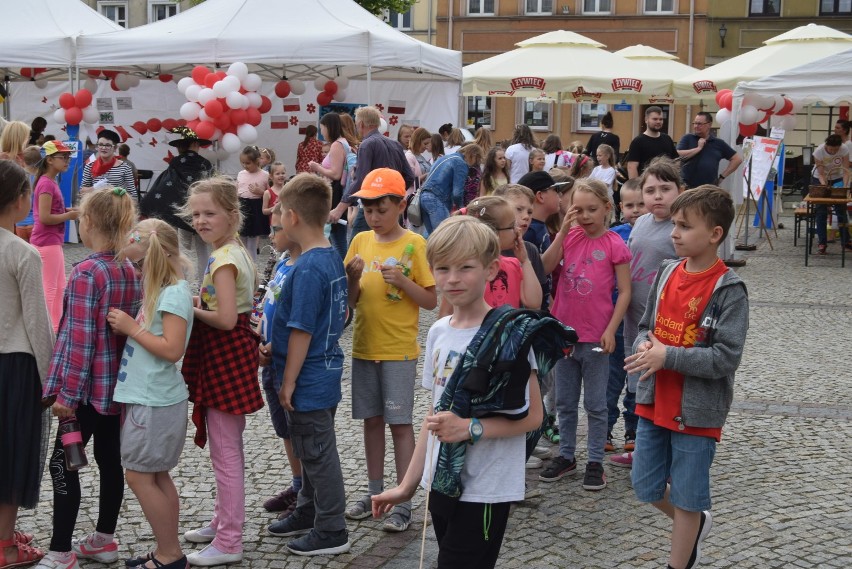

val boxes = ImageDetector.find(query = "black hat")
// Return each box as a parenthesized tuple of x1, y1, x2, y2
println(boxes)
(167, 126, 211, 147)
(97, 129, 121, 145)
(517, 171, 570, 193)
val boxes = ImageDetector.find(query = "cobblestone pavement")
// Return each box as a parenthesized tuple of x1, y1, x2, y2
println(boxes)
(17, 207, 852, 568)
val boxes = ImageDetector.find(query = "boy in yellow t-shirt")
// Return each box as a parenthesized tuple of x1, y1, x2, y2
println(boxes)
(343, 168, 437, 532)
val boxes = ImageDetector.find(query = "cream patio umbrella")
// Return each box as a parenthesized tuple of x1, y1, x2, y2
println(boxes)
(613, 45, 699, 103)
(673, 23, 852, 101)
(462, 31, 674, 130)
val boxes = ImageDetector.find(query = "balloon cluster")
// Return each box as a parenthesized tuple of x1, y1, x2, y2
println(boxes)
(20, 68, 49, 89)
(177, 62, 273, 154)
(131, 117, 184, 136)
(85, 70, 141, 92)
(312, 76, 349, 106)
(715, 89, 797, 136)
(54, 89, 98, 127)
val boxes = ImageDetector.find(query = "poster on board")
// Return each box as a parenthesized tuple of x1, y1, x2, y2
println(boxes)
(742, 135, 782, 199)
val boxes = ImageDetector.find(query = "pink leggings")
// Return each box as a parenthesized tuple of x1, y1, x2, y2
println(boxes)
(35, 244, 66, 332)
(206, 408, 246, 553)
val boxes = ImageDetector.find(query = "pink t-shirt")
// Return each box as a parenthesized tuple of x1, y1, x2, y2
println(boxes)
(237, 169, 268, 199)
(31, 176, 66, 247)
(484, 255, 523, 309)
(551, 225, 632, 342)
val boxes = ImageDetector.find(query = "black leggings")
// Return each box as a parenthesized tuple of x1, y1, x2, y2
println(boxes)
(429, 492, 512, 569)
(48, 404, 124, 552)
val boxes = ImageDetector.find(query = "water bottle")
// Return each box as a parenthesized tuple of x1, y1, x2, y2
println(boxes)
(386, 243, 415, 302)
(59, 418, 88, 471)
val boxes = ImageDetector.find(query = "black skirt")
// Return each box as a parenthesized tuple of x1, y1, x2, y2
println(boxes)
(0, 352, 50, 509)
(239, 197, 270, 237)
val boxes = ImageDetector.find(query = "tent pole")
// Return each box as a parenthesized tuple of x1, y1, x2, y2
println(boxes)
(556, 93, 562, 134)
(3, 76, 10, 121)
(367, 66, 372, 104)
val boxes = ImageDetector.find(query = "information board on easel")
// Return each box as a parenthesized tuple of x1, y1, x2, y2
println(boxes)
(738, 135, 782, 250)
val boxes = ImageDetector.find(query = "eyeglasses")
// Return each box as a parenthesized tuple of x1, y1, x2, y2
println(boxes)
(269, 225, 283, 236)
(97, 143, 115, 148)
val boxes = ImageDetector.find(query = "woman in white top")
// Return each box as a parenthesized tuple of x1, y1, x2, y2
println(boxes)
(504, 124, 537, 183)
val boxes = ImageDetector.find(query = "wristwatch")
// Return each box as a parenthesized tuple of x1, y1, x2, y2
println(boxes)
(718, 174, 726, 180)
(468, 418, 483, 445)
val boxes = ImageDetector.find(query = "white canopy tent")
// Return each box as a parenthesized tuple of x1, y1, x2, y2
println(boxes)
(76, 0, 462, 88)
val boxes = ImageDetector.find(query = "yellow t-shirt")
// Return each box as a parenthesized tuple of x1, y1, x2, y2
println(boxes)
(345, 230, 435, 360)
(199, 243, 256, 314)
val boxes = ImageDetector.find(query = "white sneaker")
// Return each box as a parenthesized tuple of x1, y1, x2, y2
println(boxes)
(187, 545, 242, 566)
(183, 526, 216, 544)
(71, 534, 119, 563)
(37, 552, 81, 569)
(532, 444, 552, 459)
(525, 455, 543, 469)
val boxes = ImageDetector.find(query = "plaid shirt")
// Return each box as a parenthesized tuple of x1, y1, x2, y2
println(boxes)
(43, 252, 142, 415)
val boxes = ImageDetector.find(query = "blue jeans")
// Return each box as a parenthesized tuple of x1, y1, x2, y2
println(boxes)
(606, 321, 637, 434)
(420, 191, 450, 236)
(347, 207, 370, 248)
(329, 220, 348, 260)
(811, 177, 850, 246)
(554, 343, 609, 464)
(261, 366, 290, 439)
(632, 417, 716, 512)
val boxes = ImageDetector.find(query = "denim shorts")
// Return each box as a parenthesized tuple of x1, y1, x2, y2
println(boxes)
(261, 365, 290, 439)
(631, 417, 716, 512)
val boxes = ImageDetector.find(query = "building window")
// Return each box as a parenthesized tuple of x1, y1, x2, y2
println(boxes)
(525, 0, 553, 15)
(149, 2, 179, 22)
(465, 97, 493, 130)
(575, 103, 608, 133)
(518, 98, 553, 131)
(583, 0, 612, 14)
(749, 0, 780, 16)
(644, 0, 674, 13)
(98, 1, 128, 27)
(386, 8, 412, 29)
(468, 0, 495, 16)
(820, 0, 852, 15)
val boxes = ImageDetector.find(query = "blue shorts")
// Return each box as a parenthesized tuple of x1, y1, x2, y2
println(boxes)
(261, 366, 290, 439)
(631, 417, 716, 512)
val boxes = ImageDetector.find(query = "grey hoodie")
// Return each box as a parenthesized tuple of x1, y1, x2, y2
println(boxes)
(633, 259, 749, 430)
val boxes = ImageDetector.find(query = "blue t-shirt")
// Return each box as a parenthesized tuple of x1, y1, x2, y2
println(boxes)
(610, 223, 633, 304)
(677, 134, 736, 188)
(271, 247, 347, 412)
(258, 254, 293, 343)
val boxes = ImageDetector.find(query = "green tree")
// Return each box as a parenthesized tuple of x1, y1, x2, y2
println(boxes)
(185, 0, 417, 16)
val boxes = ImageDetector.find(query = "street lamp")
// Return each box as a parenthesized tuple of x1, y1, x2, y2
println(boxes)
(719, 23, 728, 48)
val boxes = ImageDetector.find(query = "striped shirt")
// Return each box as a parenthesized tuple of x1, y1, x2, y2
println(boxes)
(82, 160, 137, 199)
(43, 252, 142, 415)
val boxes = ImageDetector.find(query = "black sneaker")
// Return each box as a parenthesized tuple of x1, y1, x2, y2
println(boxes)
(685, 510, 713, 569)
(582, 462, 607, 491)
(539, 456, 577, 482)
(286, 529, 351, 556)
(268, 509, 313, 537)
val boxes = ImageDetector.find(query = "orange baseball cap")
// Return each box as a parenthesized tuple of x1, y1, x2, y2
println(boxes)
(352, 168, 406, 200)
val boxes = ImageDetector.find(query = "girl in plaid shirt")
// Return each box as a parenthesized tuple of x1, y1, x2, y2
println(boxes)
(180, 177, 263, 567)
(39, 187, 141, 569)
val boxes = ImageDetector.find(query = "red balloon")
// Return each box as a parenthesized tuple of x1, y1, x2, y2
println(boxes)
(33, 68, 47, 75)
(87, 69, 101, 78)
(274, 80, 291, 98)
(258, 95, 272, 114)
(204, 73, 218, 89)
(177, 119, 188, 127)
(159, 74, 174, 83)
(739, 122, 758, 137)
(162, 118, 179, 131)
(323, 81, 338, 96)
(246, 108, 262, 127)
(214, 113, 231, 131)
(219, 97, 230, 111)
(20, 68, 33, 78)
(132, 121, 148, 135)
(186, 120, 200, 131)
(317, 92, 333, 106)
(65, 107, 83, 126)
(714, 89, 730, 107)
(191, 65, 211, 85)
(776, 98, 794, 116)
(146, 118, 162, 132)
(110, 79, 120, 91)
(59, 92, 76, 110)
(204, 99, 224, 118)
(719, 91, 733, 111)
(103, 70, 119, 79)
(230, 109, 247, 126)
(215, 71, 227, 81)
(74, 89, 93, 109)
(195, 121, 216, 140)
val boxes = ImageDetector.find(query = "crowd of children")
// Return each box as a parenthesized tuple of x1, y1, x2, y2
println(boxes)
(0, 112, 750, 569)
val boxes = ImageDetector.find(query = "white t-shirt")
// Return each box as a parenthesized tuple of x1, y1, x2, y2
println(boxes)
(505, 143, 532, 184)
(544, 151, 571, 171)
(444, 145, 462, 155)
(811, 144, 849, 181)
(589, 165, 617, 197)
(419, 315, 534, 504)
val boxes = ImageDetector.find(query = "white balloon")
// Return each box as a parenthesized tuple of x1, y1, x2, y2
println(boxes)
(177, 77, 195, 94)
(754, 95, 774, 111)
(379, 117, 388, 134)
(780, 115, 797, 131)
(128, 75, 141, 87)
(198, 109, 210, 123)
(53, 108, 66, 124)
(35, 77, 48, 89)
(221, 133, 242, 153)
(237, 123, 258, 143)
(83, 106, 99, 124)
(115, 73, 132, 91)
(180, 101, 200, 121)
(246, 92, 262, 108)
(333, 89, 346, 102)
(773, 94, 786, 112)
(84, 78, 99, 94)
(742, 93, 761, 109)
(739, 105, 759, 125)
(335, 76, 349, 90)
(213, 80, 231, 98)
(226, 91, 247, 110)
(242, 73, 262, 92)
(314, 77, 327, 91)
(227, 62, 249, 80)
(715, 108, 731, 125)
(198, 88, 216, 105)
(185, 84, 202, 102)
(224, 75, 241, 93)
(289, 80, 305, 95)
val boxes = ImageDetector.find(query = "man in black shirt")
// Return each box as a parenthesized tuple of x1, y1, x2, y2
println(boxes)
(626, 106, 678, 179)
